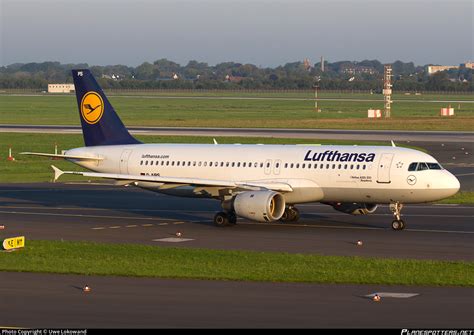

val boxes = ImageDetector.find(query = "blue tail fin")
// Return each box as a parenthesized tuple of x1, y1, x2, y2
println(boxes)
(72, 69, 141, 147)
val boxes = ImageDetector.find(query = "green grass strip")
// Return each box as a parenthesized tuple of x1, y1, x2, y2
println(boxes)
(436, 191, 474, 204)
(1, 240, 473, 286)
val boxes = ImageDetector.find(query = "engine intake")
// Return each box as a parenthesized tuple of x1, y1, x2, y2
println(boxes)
(330, 202, 378, 215)
(233, 191, 286, 222)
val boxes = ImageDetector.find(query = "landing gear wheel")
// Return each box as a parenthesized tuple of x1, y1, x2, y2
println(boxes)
(389, 202, 405, 231)
(280, 206, 300, 222)
(227, 212, 237, 225)
(214, 212, 229, 227)
(391, 219, 405, 231)
(290, 207, 300, 222)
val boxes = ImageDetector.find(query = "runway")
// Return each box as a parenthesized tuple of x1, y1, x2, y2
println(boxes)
(1, 124, 474, 143)
(1, 272, 473, 328)
(1, 183, 473, 328)
(1, 183, 473, 261)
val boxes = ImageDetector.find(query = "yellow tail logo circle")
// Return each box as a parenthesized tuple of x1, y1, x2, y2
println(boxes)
(81, 91, 104, 124)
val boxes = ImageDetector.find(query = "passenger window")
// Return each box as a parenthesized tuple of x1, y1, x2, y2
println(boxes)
(356, 165, 360, 170)
(166, 161, 170, 166)
(290, 163, 294, 168)
(266, 162, 270, 168)
(145, 161, 148, 165)
(198, 162, 202, 167)
(237, 162, 241, 167)
(332, 164, 335, 169)
(408, 163, 418, 171)
(363, 165, 366, 170)
(193, 161, 196, 166)
(260, 163, 264, 168)
(302, 164, 305, 168)
(350, 165, 354, 169)
(344, 164, 347, 169)
(140, 161, 143, 165)
(320, 164, 323, 169)
(171, 161, 174, 166)
(276, 162, 280, 168)
(307, 164, 311, 168)
(232, 162, 235, 167)
(285, 163, 288, 168)
(326, 164, 329, 169)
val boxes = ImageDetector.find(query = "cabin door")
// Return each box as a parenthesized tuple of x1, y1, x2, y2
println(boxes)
(120, 149, 133, 174)
(377, 153, 394, 183)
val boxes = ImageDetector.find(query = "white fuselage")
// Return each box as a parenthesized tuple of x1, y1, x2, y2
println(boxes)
(66, 143, 460, 204)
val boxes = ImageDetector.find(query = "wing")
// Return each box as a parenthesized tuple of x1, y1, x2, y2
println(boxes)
(50, 165, 293, 193)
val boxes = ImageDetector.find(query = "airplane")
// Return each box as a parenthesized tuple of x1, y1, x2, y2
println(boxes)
(22, 69, 460, 230)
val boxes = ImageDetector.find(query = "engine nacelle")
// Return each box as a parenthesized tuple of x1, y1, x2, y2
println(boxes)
(233, 191, 286, 222)
(330, 202, 378, 215)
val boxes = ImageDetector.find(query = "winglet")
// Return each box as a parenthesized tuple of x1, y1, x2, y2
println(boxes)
(51, 165, 64, 183)
(391, 140, 396, 147)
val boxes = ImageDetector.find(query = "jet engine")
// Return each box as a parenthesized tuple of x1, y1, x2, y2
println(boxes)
(329, 202, 378, 215)
(233, 191, 286, 222)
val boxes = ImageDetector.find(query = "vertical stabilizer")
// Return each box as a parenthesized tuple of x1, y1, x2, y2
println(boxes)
(72, 69, 141, 147)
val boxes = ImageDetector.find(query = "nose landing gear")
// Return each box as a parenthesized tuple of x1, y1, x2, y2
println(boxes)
(390, 202, 405, 230)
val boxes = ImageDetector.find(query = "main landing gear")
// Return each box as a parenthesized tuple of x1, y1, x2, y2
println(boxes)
(280, 206, 300, 223)
(390, 202, 405, 230)
(214, 211, 237, 227)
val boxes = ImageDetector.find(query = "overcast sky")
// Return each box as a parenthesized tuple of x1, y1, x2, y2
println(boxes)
(1, 0, 472, 67)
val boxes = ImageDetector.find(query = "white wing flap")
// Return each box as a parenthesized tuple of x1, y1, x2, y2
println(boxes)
(51, 165, 292, 192)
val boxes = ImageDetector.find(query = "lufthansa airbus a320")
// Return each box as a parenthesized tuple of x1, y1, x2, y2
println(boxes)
(22, 69, 460, 230)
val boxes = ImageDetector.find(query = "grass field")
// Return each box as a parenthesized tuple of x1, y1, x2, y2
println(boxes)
(0, 92, 473, 130)
(1, 240, 472, 286)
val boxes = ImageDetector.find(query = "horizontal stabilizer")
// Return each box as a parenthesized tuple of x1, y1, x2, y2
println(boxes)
(21, 152, 104, 161)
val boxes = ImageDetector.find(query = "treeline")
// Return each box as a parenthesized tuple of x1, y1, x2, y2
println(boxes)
(0, 59, 472, 92)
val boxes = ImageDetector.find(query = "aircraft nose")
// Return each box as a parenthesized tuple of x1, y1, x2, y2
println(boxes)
(446, 171, 460, 196)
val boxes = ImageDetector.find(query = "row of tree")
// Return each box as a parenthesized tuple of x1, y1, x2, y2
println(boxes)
(0, 59, 472, 91)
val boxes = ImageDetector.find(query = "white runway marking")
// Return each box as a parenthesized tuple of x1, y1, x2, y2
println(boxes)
(153, 237, 194, 243)
(366, 292, 419, 299)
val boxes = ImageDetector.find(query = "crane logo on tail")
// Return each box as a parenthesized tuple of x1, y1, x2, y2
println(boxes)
(81, 91, 104, 124)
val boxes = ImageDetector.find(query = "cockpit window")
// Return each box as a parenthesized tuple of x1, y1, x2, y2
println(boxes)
(417, 162, 429, 171)
(408, 162, 443, 171)
(408, 163, 418, 171)
(427, 162, 442, 170)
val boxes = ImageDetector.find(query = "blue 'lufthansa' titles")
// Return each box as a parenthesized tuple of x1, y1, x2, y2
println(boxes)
(304, 150, 375, 162)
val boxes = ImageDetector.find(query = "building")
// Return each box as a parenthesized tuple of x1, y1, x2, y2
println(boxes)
(48, 84, 75, 93)
(464, 62, 474, 69)
(427, 62, 474, 75)
(427, 65, 458, 75)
